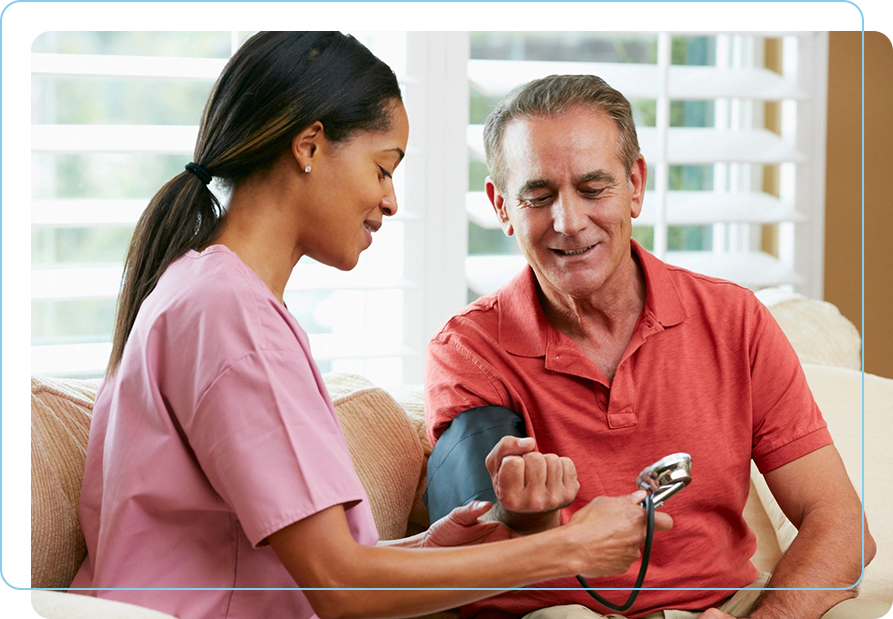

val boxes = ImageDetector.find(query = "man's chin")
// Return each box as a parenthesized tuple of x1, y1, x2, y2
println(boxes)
(541, 271, 607, 299)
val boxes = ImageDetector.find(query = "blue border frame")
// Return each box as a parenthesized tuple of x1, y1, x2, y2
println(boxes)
(0, 0, 893, 616)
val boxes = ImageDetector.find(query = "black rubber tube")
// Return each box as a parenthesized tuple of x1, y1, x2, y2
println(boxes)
(575, 493, 655, 613)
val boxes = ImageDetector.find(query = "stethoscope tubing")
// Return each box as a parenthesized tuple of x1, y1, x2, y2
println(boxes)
(575, 492, 656, 613)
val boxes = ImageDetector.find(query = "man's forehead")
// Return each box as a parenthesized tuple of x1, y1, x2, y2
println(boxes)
(500, 108, 621, 186)
(502, 106, 615, 143)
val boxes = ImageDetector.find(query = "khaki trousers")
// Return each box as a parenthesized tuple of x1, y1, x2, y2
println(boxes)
(522, 573, 891, 619)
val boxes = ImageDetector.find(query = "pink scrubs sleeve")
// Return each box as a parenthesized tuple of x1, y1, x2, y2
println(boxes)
(182, 348, 367, 547)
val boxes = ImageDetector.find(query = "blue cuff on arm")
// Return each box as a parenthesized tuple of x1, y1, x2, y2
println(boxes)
(423, 406, 526, 523)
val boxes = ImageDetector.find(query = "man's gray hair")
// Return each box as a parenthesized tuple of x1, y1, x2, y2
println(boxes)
(483, 75, 640, 192)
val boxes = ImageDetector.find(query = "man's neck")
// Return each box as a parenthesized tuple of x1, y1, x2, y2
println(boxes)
(537, 250, 646, 343)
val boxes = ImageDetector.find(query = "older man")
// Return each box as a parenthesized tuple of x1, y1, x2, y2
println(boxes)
(424, 76, 875, 619)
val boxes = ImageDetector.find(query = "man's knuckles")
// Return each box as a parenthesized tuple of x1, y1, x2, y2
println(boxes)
(520, 452, 546, 467)
(499, 455, 526, 474)
(486, 436, 535, 476)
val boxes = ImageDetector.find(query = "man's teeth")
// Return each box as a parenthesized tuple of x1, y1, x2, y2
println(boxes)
(558, 245, 593, 255)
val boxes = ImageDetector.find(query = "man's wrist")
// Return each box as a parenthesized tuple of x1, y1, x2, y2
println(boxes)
(490, 503, 561, 533)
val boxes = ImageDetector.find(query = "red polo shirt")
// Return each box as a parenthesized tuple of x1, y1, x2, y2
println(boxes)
(425, 240, 831, 619)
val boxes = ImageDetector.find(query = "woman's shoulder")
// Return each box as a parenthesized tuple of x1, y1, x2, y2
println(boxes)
(155, 247, 272, 310)
(143, 247, 303, 360)
(171, 245, 265, 296)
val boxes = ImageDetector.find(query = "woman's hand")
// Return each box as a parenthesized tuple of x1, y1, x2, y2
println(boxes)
(565, 490, 674, 578)
(422, 501, 516, 548)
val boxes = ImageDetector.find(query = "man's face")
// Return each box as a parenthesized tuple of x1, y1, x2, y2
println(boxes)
(487, 106, 646, 300)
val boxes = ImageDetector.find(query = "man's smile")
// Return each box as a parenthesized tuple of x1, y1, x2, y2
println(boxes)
(551, 243, 598, 256)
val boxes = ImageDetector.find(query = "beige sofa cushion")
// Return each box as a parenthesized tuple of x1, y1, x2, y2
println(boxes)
(750, 364, 892, 604)
(32, 591, 177, 619)
(389, 387, 433, 536)
(324, 373, 425, 540)
(743, 479, 784, 573)
(31, 375, 101, 589)
(757, 287, 862, 370)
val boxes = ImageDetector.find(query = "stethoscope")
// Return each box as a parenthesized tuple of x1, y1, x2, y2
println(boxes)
(575, 453, 693, 613)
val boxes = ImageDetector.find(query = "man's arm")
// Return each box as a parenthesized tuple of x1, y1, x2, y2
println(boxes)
(704, 445, 876, 619)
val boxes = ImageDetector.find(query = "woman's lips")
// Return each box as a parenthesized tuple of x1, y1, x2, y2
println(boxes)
(362, 221, 380, 248)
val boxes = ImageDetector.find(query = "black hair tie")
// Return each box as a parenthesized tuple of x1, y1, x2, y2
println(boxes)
(185, 162, 212, 185)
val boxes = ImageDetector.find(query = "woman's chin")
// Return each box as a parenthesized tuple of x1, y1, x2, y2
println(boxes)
(320, 252, 361, 272)
(341, 256, 361, 271)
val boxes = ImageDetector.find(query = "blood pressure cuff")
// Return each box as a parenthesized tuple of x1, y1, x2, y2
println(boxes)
(423, 405, 526, 523)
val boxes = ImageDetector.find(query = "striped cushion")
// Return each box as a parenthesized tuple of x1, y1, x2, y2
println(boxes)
(31, 375, 100, 589)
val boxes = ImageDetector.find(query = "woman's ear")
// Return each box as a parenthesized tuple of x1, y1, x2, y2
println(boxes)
(292, 121, 325, 171)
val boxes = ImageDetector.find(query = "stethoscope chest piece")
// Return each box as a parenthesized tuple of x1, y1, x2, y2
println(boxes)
(576, 452, 693, 612)
(635, 452, 692, 508)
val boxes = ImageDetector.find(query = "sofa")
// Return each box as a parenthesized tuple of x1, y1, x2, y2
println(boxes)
(29, 291, 892, 618)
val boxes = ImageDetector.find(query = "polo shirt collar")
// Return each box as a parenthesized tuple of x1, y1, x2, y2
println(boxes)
(497, 240, 688, 357)
(632, 239, 688, 329)
(497, 266, 552, 357)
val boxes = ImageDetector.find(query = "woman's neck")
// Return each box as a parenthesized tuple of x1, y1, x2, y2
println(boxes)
(212, 185, 303, 305)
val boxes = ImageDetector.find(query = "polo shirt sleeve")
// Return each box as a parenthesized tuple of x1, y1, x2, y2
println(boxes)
(749, 298, 833, 474)
(183, 349, 368, 548)
(425, 330, 510, 446)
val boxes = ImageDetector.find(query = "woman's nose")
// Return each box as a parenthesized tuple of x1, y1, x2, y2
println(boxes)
(379, 185, 398, 217)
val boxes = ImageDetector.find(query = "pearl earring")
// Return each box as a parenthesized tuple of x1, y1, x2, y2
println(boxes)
(304, 165, 312, 173)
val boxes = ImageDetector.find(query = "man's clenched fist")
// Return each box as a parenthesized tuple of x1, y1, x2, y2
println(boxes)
(485, 436, 579, 517)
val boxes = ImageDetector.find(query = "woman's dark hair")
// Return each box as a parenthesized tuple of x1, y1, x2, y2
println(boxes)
(108, 31, 402, 374)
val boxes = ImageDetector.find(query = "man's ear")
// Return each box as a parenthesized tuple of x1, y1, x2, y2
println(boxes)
(291, 121, 325, 171)
(485, 176, 513, 237)
(629, 154, 647, 220)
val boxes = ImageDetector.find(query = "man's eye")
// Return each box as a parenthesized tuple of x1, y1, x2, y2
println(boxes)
(523, 196, 550, 207)
(581, 188, 605, 197)
(378, 166, 392, 180)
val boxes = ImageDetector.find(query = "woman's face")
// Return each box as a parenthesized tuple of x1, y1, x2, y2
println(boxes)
(300, 101, 410, 271)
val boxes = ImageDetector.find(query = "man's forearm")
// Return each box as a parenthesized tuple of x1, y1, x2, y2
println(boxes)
(748, 509, 874, 619)
(483, 503, 562, 534)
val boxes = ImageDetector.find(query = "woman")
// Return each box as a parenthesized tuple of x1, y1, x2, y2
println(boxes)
(72, 32, 670, 619)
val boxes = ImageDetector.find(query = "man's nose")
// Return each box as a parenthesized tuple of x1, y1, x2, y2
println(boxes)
(552, 195, 588, 236)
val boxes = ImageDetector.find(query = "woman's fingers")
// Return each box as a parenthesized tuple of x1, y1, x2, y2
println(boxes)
(444, 500, 493, 526)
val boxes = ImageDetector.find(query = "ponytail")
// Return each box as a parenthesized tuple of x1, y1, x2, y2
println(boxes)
(107, 171, 222, 374)
(106, 31, 401, 375)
